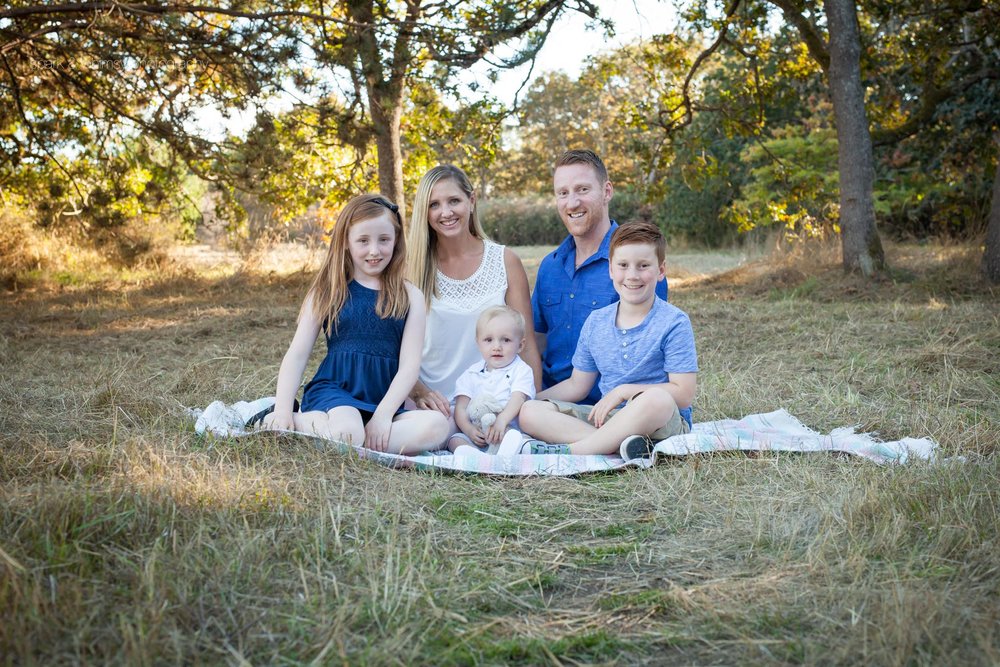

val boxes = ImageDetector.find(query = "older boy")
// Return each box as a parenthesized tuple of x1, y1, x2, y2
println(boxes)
(517, 220, 697, 459)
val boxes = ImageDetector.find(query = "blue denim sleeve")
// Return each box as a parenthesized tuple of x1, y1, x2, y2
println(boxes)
(531, 283, 546, 334)
(657, 277, 669, 302)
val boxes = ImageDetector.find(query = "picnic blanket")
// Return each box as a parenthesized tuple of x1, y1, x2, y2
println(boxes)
(191, 398, 938, 476)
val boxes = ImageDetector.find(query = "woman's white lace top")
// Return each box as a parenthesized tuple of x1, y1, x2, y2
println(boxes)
(420, 239, 508, 401)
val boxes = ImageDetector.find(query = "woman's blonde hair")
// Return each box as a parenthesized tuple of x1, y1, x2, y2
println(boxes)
(308, 193, 409, 334)
(406, 165, 489, 305)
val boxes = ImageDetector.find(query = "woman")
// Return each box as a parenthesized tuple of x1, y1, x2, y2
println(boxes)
(406, 165, 543, 419)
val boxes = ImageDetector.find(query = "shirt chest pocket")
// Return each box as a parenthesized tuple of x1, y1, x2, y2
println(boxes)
(581, 286, 619, 311)
(538, 291, 564, 327)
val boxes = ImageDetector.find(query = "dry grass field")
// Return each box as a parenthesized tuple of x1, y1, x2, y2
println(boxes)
(1, 241, 998, 665)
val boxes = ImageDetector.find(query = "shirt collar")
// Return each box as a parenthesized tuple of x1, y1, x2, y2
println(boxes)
(479, 357, 519, 374)
(614, 296, 664, 333)
(554, 220, 619, 269)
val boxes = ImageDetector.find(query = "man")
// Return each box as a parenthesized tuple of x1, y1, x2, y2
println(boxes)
(531, 150, 669, 404)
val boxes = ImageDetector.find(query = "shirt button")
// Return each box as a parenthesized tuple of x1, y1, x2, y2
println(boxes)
(622, 342, 627, 347)
(570, 293, 575, 299)
(624, 354, 629, 359)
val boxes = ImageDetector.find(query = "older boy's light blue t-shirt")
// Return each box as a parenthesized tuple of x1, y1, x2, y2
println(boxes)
(573, 298, 698, 426)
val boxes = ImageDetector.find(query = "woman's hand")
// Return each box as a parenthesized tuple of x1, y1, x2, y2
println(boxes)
(365, 414, 393, 452)
(412, 387, 451, 417)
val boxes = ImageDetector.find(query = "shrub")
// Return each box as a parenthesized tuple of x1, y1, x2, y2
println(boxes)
(478, 197, 565, 245)
(0, 209, 47, 288)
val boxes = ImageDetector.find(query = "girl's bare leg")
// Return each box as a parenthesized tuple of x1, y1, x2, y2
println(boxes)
(386, 410, 450, 454)
(318, 406, 366, 445)
(290, 410, 332, 437)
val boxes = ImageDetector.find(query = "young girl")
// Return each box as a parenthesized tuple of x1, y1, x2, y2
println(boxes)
(259, 194, 450, 454)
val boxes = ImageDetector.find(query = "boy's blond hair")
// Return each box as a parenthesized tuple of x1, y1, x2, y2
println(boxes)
(475, 305, 525, 338)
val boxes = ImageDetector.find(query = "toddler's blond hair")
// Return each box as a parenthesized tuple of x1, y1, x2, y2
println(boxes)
(475, 305, 525, 338)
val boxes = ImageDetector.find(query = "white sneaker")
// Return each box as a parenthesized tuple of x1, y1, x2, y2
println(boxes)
(453, 444, 489, 459)
(496, 429, 527, 456)
(234, 396, 277, 424)
(195, 400, 244, 435)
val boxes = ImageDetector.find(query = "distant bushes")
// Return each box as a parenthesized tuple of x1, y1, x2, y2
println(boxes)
(0, 209, 47, 288)
(476, 190, 739, 247)
(478, 193, 653, 246)
(0, 208, 119, 289)
(477, 197, 564, 245)
(0, 204, 181, 289)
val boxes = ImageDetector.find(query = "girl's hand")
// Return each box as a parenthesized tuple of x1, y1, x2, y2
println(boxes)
(413, 388, 451, 417)
(262, 411, 295, 432)
(485, 415, 511, 445)
(364, 414, 393, 452)
(588, 387, 624, 429)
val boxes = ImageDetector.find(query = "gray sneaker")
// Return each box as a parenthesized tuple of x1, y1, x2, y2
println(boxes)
(619, 435, 654, 460)
(528, 441, 572, 455)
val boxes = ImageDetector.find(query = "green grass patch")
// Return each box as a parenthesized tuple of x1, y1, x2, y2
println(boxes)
(445, 629, 634, 666)
(769, 274, 820, 300)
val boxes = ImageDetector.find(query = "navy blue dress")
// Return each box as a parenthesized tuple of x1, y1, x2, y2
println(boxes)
(301, 280, 407, 414)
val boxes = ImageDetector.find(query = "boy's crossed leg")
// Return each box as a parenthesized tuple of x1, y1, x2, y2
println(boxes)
(520, 387, 682, 456)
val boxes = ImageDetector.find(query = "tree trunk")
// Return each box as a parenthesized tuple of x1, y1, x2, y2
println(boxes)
(983, 133, 1000, 283)
(369, 94, 405, 218)
(347, 0, 407, 219)
(823, 0, 886, 277)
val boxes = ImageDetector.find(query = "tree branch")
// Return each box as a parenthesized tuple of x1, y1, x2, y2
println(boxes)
(872, 66, 1000, 145)
(0, 51, 89, 208)
(427, 0, 568, 68)
(658, 0, 742, 133)
(767, 0, 830, 72)
(0, 3, 354, 25)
